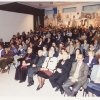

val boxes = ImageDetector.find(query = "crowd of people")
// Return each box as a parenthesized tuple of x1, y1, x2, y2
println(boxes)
(0, 25, 100, 97)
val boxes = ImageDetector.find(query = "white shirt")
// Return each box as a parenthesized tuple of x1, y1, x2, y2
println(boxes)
(0, 49, 3, 57)
(91, 65, 100, 82)
(67, 32, 72, 37)
(87, 57, 93, 66)
(73, 62, 82, 79)
(42, 57, 58, 71)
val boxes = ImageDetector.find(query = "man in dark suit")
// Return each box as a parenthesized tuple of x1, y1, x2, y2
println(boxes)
(49, 51, 72, 94)
(84, 50, 98, 68)
(27, 50, 45, 87)
(62, 54, 89, 96)
(84, 50, 98, 78)
(55, 33, 63, 46)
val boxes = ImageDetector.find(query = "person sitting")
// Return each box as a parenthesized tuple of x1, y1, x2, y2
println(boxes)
(0, 47, 14, 73)
(0, 44, 6, 72)
(10, 43, 18, 56)
(93, 40, 100, 53)
(62, 54, 89, 96)
(81, 39, 89, 57)
(84, 50, 98, 78)
(87, 56, 100, 97)
(15, 47, 34, 83)
(49, 50, 72, 94)
(84, 50, 98, 68)
(70, 48, 82, 62)
(36, 50, 58, 90)
(14, 44, 26, 68)
(66, 40, 75, 56)
(27, 50, 45, 87)
(42, 46, 48, 57)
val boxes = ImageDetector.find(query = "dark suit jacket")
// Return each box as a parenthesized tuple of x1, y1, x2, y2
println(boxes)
(69, 62, 89, 85)
(83, 56, 98, 68)
(56, 59, 72, 77)
(31, 56, 45, 68)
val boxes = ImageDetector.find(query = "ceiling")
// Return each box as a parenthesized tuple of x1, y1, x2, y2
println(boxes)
(0, 2, 84, 9)
(20, 2, 83, 9)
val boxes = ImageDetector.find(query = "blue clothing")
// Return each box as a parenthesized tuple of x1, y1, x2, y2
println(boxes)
(83, 56, 98, 68)
(11, 47, 18, 55)
(0, 49, 5, 57)
(90, 65, 100, 82)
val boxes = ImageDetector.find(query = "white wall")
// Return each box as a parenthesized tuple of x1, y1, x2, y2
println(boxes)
(0, 10, 33, 42)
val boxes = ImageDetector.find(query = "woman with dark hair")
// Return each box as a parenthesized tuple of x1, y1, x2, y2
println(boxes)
(42, 45, 48, 57)
(36, 50, 58, 90)
(70, 48, 82, 62)
(66, 40, 75, 56)
(81, 39, 89, 57)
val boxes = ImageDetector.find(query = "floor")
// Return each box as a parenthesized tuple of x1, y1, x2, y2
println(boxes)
(0, 65, 84, 100)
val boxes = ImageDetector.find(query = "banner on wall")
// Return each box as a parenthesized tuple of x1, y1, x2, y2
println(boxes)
(44, 6, 100, 27)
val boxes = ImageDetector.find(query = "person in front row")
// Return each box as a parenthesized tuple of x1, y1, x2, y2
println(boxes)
(15, 47, 34, 83)
(49, 50, 72, 94)
(62, 54, 89, 96)
(84, 50, 98, 78)
(27, 50, 45, 87)
(87, 56, 100, 97)
(84, 50, 98, 68)
(37, 50, 58, 90)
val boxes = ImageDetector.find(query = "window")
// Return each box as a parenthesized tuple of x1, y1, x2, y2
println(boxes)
(45, 10, 54, 15)
(83, 4, 100, 12)
(62, 7, 76, 13)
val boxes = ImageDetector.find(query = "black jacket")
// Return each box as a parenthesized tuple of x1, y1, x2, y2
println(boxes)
(56, 59, 72, 78)
(31, 56, 45, 68)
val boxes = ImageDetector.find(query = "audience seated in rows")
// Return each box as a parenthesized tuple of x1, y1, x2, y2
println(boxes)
(0, 25, 100, 97)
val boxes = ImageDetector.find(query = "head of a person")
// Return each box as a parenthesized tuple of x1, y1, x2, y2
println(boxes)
(5, 47, 10, 54)
(11, 43, 15, 48)
(68, 38, 71, 43)
(89, 44, 94, 51)
(47, 38, 51, 42)
(61, 48, 66, 54)
(84, 39, 87, 44)
(43, 46, 47, 51)
(19, 44, 23, 49)
(38, 50, 43, 57)
(76, 40, 80, 46)
(39, 37, 43, 42)
(70, 40, 74, 45)
(94, 40, 98, 45)
(62, 51, 69, 60)
(75, 48, 81, 55)
(49, 46, 55, 52)
(48, 50, 55, 58)
(0, 44, 3, 49)
(52, 42, 56, 47)
(27, 47, 32, 54)
(77, 54, 84, 63)
(29, 42, 33, 48)
(59, 42, 64, 48)
(26, 39, 29, 44)
(98, 57, 100, 65)
(88, 50, 94, 57)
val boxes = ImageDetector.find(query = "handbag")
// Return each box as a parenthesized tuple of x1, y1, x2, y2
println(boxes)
(21, 65, 27, 69)
(40, 57, 53, 77)
(40, 69, 53, 77)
